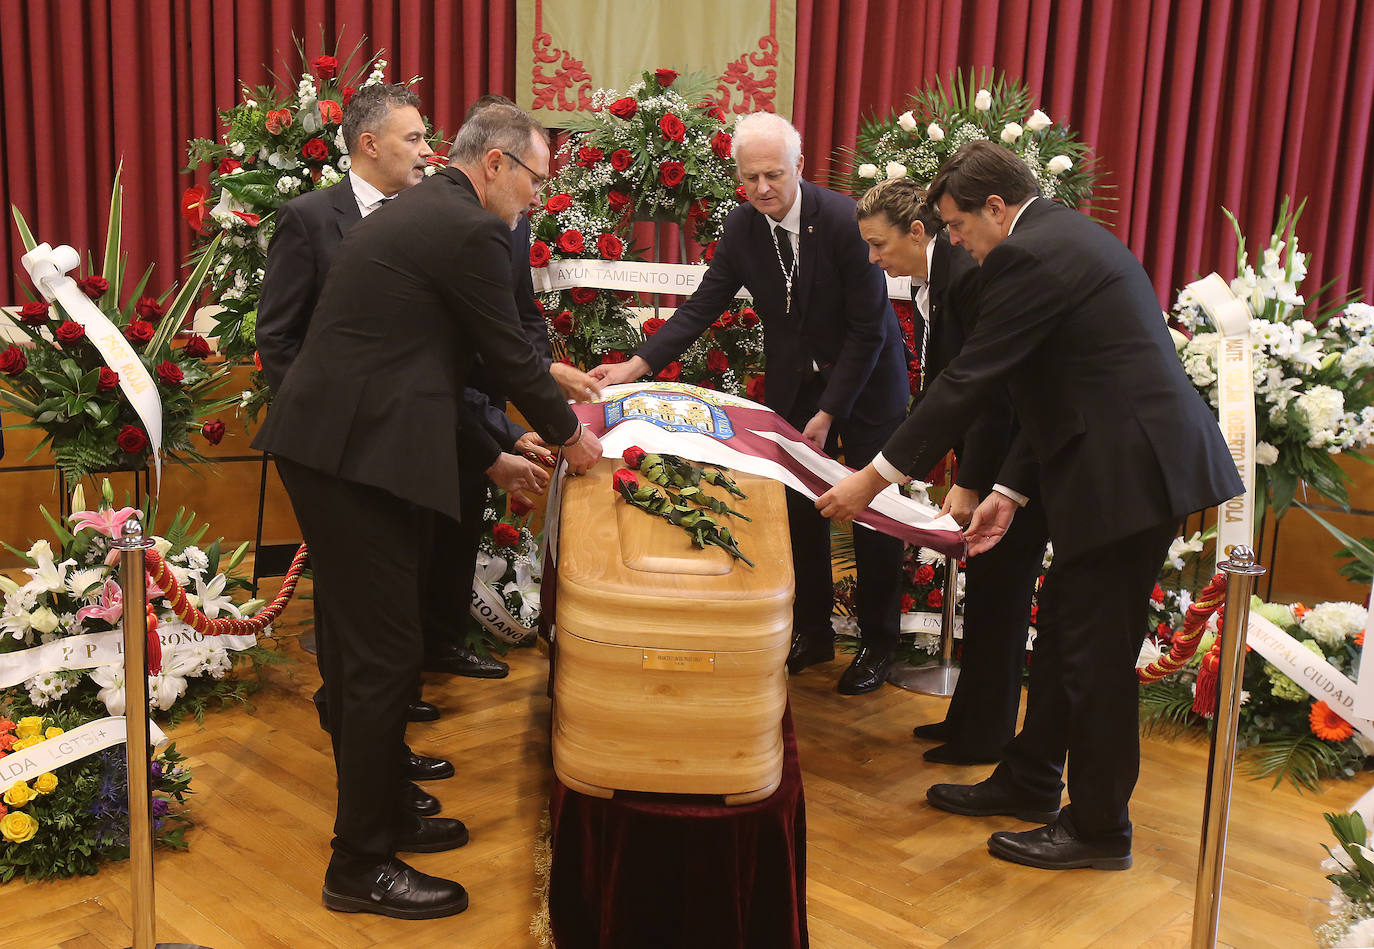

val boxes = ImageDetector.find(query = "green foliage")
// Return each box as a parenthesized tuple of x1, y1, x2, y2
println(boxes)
(1240, 733, 1367, 792)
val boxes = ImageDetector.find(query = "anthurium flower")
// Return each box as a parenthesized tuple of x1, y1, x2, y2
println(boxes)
(181, 185, 208, 229)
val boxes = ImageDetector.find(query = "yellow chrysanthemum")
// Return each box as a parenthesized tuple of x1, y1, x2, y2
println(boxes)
(44, 726, 63, 740)
(2, 781, 35, 807)
(14, 717, 43, 740)
(33, 773, 58, 795)
(11, 735, 43, 751)
(0, 810, 39, 843)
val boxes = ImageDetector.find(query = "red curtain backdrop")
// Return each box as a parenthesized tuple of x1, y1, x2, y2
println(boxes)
(2, 0, 1371, 311)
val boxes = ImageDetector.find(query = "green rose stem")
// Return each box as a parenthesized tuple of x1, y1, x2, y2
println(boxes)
(612, 469, 754, 566)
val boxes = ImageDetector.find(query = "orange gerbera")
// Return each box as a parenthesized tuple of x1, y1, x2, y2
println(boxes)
(1310, 701, 1356, 742)
(1357, 630, 1366, 648)
(1291, 602, 1309, 620)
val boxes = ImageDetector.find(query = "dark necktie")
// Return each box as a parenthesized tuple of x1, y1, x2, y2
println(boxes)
(774, 224, 795, 273)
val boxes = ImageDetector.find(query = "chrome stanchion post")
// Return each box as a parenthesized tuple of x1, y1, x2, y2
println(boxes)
(1190, 545, 1266, 949)
(887, 554, 961, 696)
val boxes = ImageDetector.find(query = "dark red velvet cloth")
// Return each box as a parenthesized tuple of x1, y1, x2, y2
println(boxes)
(548, 705, 807, 949)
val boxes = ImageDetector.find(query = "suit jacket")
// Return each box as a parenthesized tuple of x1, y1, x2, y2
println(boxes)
(256, 174, 522, 468)
(252, 167, 579, 522)
(469, 214, 552, 404)
(883, 199, 1241, 559)
(636, 180, 908, 426)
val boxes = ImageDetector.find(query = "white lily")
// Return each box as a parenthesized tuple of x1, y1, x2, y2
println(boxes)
(475, 551, 510, 585)
(90, 665, 126, 716)
(26, 539, 76, 593)
(148, 671, 188, 711)
(192, 573, 242, 619)
(510, 561, 542, 623)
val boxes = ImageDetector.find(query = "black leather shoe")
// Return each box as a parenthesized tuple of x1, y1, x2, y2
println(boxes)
(395, 815, 470, 853)
(988, 819, 1132, 871)
(323, 857, 468, 919)
(836, 648, 894, 695)
(407, 700, 441, 723)
(923, 743, 1003, 765)
(402, 783, 441, 817)
(786, 634, 834, 675)
(405, 752, 455, 782)
(912, 721, 951, 742)
(424, 642, 509, 678)
(926, 780, 1060, 824)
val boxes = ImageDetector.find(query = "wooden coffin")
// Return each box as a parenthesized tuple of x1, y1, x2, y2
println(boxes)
(552, 457, 794, 804)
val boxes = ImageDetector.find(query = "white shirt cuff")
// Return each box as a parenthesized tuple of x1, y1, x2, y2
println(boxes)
(871, 452, 906, 485)
(992, 484, 1030, 507)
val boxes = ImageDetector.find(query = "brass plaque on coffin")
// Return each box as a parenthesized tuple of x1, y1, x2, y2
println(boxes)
(642, 649, 717, 672)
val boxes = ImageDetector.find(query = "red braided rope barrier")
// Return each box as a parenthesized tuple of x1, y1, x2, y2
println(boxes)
(1136, 572, 1228, 683)
(143, 545, 310, 637)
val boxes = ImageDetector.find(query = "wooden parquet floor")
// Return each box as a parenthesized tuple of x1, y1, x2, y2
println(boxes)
(0, 585, 1362, 948)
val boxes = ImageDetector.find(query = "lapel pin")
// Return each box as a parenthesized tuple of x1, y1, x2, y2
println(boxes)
(806, 226, 815, 233)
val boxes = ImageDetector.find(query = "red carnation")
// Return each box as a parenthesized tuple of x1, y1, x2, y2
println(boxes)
(545, 193, 573, 214)
(596, 233, 624, 260)
(183, 334, 211, 358)
(576, 146, 604, 168)
(659, 161, 686, 187)
(926, 589, 943, 610)
(655, 68, 678, 86)
(914, 563, 935, 585)
(217, 157, 242, 176)
(556, 230, 585, 254)
(705, 348, 730, 374)
(711, 131, 732, 160)
(181, 185, 208, 230)
(1156, 621, 1171, 639)
(735, 184, 749, 202)
(612, 467, 639, 493)
(622, 446, 647, 469)
(1151, 584, 1165, 604)
(656, 361, 682, 382)
(601, 350, 628, 365)
(642, 317, 666, 336)
(115, 424, 148, 454)
(607, 96, 638, 120)
(552, 310, 575, 335)
(0, 345, 27, 376)
(609, 149, 634, 171)
(901, 594, 915, 612)
(233, 210, 261, 227)
(79, 275, 109, 299)
(155, 360, 184, 387)
(493, 523, 520, 547)
(738, 307, 759, 328)
(201, 419, 226, 445)
(318, 99, 343, 124)
(135, 296, 165, 320)
(56, 321, 86, 345)
(18, 301, 50, 324)
(570, 287, 598, 305)
(97, 367, 120, 392)
(529, 241, 552, 268)
(264, 109, 292, 135)
(746, 374, 765, 402)
(301, 138, 329, 162)
(342, 86, 357, 108)
(124, 320, 155, 345)
(658, 113, 686, 143)
(312, 55, 338, 81)
(607, 189, 631, 212)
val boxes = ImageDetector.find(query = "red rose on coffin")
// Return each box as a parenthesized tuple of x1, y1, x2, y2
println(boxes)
(56, 321, 86, 345)
(745, 374, 765, 402)
(656, 361, 682, 382)
(510, 494, 535, 517)
(642, 317, 666, 336)
(557, 230, 585, 254)
(183, 334, 212, 358)
(135, 295, 165, 320)
(735, 184, 749, 202)
(0, 345, 27, 376)
(705, 348, 730, 374)
(659, 161, 686, 187)
(342, 86, 357, 108)
(493, 523, 520, 547)
(318, 99, 343, 124)
(738, 307, 759, 328)
(622, 446, 646, 468)
(545, 193, 573, 214)
(529, 241, 552, 267)
(312, 55, 339, 80)
(901, 594, 915, 612)
(18, 301, 49, 324)
(116, 424, 148, 454)
(201, 419, 226, 445)
(576, 146, 604, 168)
(914, 563, 935, 585)
(607, 96, 638, 120)
(607, 189, 631, 212)
(601, 350, 628, 365)
(301, 137, 329, 162)
(233, 210, 261, 227)
(658, 113, 686, 143)
(181, 185, 208, 230)
(79, 275, 109, 299)
(570, 287, 597, 305)
(609, 149, 634, 171)
(655, 68, 678, 86)
(264, 109, 292, 134)
(612, 468, 639, 493)
(155, 361, 184, 387)
(711, 131, 732, 160)
(927, 589, 943, 609)
(124, 320, 155, 345)
(217, 157, 242, 176)
(97, 367, 120, 392)
(596, 233, 624, 260)
(552, 311, 575, 335)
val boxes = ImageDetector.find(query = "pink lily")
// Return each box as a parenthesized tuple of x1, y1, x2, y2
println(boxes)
(70, 506, 140, 539)
(76, 579, 123, 624)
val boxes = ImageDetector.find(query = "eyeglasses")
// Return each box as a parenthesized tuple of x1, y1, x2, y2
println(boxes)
(502, 150, 549, 189)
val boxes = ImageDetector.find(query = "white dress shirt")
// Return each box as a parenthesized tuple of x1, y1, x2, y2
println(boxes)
(349, 170, 393, 218)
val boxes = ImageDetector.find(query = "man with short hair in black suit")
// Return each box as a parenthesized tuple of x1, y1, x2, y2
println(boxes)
(820, 141, 1241, 871)
(590, 111, 910, 695)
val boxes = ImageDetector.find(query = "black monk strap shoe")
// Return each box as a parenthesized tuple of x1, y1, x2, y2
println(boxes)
(405, 752, 455, 782)
(837, 648, 895, 695)
(395, 815, 470, 854)
(912, 721, 951, 742)
(402, 782, 441, 817)
(922, 743, 1003, 765)
(987, 819, 1132, 871)
(323, 858, 469, 919)
(786, 635, 834, 675)
(424, 641, 510, 678)
(926, 780, 1061, 824)
(407, 700, 441, 723)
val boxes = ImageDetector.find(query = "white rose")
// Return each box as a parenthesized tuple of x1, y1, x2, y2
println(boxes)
(974, 89, 992, 111)
(857, 163, 878, 179)
(1254, 441, 1279, 466)
(1025, 109, 1052, 132)
(897, 110, 918, 132)
(885, 161, 907, 180)
(1046, 154, 1073, 175)
(926, 122, 945, 141)
(1000, 122, 1024, 143)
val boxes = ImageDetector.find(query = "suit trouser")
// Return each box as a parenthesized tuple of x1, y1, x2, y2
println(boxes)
(939, 499, 1048, 752)
(989, 519, 1177, 844)
(420, 469, 487, 655)
(276, 457, 425, 866)
(785, 383, 905, 655)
